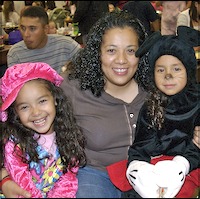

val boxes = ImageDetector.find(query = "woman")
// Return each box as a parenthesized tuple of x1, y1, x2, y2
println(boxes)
(62, 11, 148, 198)
(177, 1, 200, 31)
(2, 1, 20, 26)
(1, 11, 200, 198)
(177, 1, 200, 51)
(157, 1, 190, 35)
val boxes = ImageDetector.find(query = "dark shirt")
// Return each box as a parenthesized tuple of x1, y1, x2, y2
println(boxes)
(128, 84, 200, 172)
(73, 1, 109, 36)
(123, 1, 159, 35)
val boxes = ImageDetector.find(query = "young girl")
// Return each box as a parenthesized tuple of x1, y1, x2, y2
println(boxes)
(125, 26, 200, 198)
(0, 62, 86, 198)
(48, 20, 57, 34)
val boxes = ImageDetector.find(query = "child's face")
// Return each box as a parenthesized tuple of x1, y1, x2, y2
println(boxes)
(14, 80, 56, 135)
(154, 55, 187, 96)
(109, 4, 115, 12)
(48, 21, 57, 34)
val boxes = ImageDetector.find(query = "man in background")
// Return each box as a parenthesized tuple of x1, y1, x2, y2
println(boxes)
(73, 1, 109, 47)
(123, 1, 160, 35)
(7, 6, 81, 73)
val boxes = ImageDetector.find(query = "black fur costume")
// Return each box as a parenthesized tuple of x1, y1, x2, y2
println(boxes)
(123, 26, 200, 198)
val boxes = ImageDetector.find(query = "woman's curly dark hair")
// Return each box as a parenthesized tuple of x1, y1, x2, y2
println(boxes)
(0, 79, 86, 173)
(69, 11, 147, 97)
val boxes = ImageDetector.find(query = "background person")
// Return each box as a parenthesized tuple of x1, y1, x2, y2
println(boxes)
(177, 1, 200, 51)
(123, 1, 160, 35)
(45, 0, 56, 16)
(2, 1, 20, 26)
(156, 1, 191, 35)
(108, 1, 121, 13)
(7, 6, 81, 74)
(13, 1, 25, 15)
(177, 0, 200, 31)
(31, 1, 45, 8)
(72, 1, 109, 47)
(48, 20, 57, 34)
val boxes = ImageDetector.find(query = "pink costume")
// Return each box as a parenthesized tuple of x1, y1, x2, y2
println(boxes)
(3, 132, 78, 198)
(0, 63, 79, 198)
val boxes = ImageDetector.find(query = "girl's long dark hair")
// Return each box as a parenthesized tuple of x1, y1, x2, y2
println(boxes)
(1, 79, 86, 173)
(190, 1, 199, 23)
(3, 1, 15, 22)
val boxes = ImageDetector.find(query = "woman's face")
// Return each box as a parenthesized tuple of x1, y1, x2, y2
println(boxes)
(100, 27, 139, 90)
(14, 80, 56, 135)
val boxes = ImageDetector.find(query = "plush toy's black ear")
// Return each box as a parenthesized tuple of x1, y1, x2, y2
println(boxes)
(177, 26, 200, 47)
(135, 31, 162, 57)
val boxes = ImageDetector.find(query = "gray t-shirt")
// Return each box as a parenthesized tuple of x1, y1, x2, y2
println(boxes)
(7, 34, 81, 73)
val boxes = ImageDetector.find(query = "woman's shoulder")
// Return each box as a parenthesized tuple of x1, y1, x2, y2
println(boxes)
(137, 86, 148, 104)
(179, 8, 190, 16)
(10, 11, 20, 21)
(60, 72, 80, 95)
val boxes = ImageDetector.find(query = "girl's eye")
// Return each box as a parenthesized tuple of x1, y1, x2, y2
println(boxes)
(19, 105, 28, 111)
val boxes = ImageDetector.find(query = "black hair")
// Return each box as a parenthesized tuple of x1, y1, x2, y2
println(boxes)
(190, 1, 199, 23)
(20, 5, 49, 25)
(45, 1, 56, 10)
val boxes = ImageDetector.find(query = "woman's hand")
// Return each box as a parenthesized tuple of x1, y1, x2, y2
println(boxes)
(1, 168, 31, 198)
(193, 126, 200, 148)
(2, 180, 31, 198)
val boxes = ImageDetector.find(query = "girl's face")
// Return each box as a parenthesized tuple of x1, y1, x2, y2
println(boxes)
(14, 80, 56, 135)
(100, 27, 139, 91)
(195, 2, 200, 16)
(48, 21, 57, 34)
(109, 3, 115, 12)
(154, 55, 187, 96)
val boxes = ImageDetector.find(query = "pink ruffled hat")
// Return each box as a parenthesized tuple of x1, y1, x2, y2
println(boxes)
(0, 62, 64, 122)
